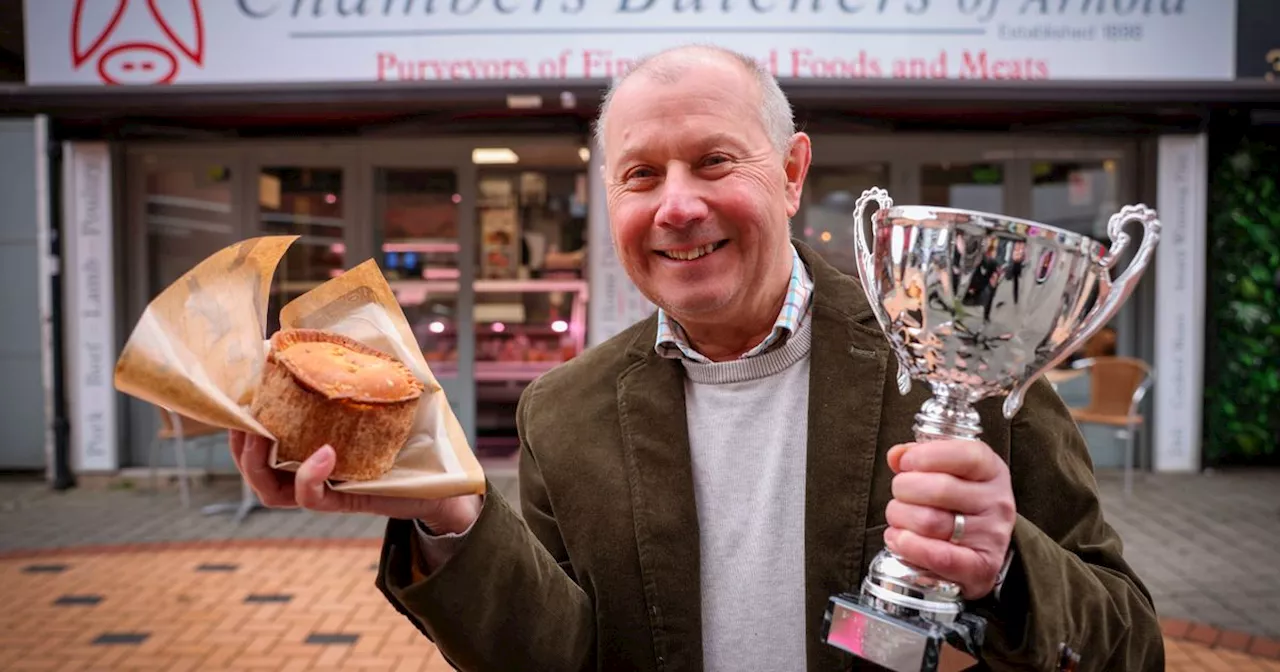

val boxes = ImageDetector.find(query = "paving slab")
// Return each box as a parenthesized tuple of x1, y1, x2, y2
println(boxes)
(2, 465, 1278, 647)
(0, 542, 1275, 670)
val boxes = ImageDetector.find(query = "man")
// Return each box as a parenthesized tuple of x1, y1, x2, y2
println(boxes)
(230, 44, 1164, 671)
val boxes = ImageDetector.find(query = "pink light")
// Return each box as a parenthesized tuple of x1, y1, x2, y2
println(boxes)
(491, 322, 506, 333)
(325, 193, 337, 204)
(551, 320, 568, 333)
(383, 241, 461, 253)
(451, 193, 462, 204)
(424, 268, 460, 280)
(429, 321, 446, 334)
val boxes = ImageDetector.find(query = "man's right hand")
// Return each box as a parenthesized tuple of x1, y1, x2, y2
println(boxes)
(230, 430, 482, 535)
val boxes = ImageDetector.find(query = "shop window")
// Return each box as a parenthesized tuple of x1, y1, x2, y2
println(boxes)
(473, 168, 589, 458)
(372, 168, 462, 380)
(258, 166, 347, 333)
(144, 165, 237, 296)
(922, 163, 1005, 212)
(799, 164, 890, 275)
(1031, 160, 1120, 239)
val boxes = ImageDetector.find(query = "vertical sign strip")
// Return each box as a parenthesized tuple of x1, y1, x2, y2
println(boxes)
(1153, 134, 1207, 473)
(61, 142, 118, 472)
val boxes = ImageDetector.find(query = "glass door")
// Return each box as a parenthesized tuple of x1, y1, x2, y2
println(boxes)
(248, 149, 362, 334)
(796, 163, 891, 275)
(363, 155, 477, 453)
(125, 150, 246, 468)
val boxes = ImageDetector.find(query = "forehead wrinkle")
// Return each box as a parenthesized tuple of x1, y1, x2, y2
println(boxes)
(613, 117, 748, 172)
(607, 83, 755, 171)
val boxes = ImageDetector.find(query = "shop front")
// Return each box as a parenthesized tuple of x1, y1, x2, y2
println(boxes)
(3, 0, 1277, 482)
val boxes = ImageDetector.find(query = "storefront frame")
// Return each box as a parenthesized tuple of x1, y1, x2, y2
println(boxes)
(112, 129, 1153, 474)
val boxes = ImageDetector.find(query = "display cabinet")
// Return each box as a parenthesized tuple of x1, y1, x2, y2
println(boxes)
(392, 278, 588, 380)
(393, 272, 588, 460)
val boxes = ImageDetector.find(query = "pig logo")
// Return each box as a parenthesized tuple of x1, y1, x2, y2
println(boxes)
(71, 0, 204, 85)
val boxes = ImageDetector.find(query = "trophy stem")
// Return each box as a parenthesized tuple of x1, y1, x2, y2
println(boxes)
(853, 385, 983, 627)
(913, 385, 983, 443)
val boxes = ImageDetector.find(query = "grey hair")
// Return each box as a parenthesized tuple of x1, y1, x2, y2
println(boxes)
(592, 44, 796, 158)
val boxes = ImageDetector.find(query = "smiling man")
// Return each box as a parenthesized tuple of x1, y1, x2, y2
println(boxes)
(229, 44, 1164, 672)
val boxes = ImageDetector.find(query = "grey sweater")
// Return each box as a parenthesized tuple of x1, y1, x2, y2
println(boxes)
(416, 317, 813, 672)
(679, 314, 812, 672)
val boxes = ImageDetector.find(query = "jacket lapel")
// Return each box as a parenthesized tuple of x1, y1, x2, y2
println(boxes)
(796, 242, 892, 672)
(617, 322, 704, 672)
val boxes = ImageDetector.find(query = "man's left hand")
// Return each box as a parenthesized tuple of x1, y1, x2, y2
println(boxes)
(884, 440, 1016, 600)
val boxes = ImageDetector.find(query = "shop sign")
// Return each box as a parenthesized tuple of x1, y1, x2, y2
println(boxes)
(1153, 134, 1206, 473)
(25, 0, 1236, 86)
(62, 142, 118, 473)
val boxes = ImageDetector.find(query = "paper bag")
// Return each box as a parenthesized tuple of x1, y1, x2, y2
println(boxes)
(113, 235, 486, 499)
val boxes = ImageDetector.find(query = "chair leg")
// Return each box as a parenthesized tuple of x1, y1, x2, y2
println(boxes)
(1124, 424, 1135, 499)
(148, 436, 161, 496)
(175, 434, 190, 509)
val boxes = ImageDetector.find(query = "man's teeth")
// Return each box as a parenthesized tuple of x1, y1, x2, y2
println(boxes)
(664, 243, 717, 261)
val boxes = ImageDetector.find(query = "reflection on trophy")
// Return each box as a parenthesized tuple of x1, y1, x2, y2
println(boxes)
(821, 187, 1161, 672)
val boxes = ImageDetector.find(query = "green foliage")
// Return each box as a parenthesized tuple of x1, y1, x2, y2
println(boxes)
(1203, 137, 1280, 465)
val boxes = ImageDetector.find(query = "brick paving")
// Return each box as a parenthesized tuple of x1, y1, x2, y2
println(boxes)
(2, 466, 1279, 669)
(0, 541, 1274, 670)
(0, 543, 451, 671)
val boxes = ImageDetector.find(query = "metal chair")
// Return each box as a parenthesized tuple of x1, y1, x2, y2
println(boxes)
(149, 406, 226, 508)
(1066, 356, 1154, 498)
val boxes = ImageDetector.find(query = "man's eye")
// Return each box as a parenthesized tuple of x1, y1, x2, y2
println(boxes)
(626, 168, 656, 180)
(702, 155, 730, 167)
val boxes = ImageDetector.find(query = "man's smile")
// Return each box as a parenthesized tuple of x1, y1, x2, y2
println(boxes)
(656, 240, 730, 261)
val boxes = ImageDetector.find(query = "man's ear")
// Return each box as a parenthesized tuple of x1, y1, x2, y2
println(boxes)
(783, 133, 812, 218)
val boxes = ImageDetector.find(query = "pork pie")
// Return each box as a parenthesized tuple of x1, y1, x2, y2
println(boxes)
(252, 329, 424, 481)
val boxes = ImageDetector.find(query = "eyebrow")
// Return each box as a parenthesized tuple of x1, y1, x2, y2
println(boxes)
(614, 131, 749, 169)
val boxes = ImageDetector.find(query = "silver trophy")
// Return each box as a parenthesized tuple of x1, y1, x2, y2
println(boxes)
(822, 187, 1160, 672)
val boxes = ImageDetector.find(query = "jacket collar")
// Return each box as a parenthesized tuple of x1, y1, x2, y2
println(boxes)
(615, 240, 893, 672)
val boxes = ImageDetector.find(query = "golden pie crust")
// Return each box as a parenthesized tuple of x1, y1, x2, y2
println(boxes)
(251, 329, 424, 481)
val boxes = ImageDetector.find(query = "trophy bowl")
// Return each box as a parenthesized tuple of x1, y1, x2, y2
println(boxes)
(853, 187, 1161, 439)
(821, 187, 1160, 672)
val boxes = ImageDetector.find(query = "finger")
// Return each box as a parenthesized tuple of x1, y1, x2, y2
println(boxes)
(229, 430, 245, 463)
(240, 434, 297, 508)
(898, 440, 1003, 482)
(885, 528, 990, 599)
(891, 471, 988, 515)
(887, 443, 915, 474)
(295, 445, 342, 512)
(885, 499, 961, 542)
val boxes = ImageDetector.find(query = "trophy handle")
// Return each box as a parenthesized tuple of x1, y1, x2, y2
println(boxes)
(853, 187, 913, 396)
(1002, 204, 1162, 418)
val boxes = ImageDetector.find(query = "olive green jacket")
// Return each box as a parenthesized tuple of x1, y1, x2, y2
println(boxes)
(376, 241, 1164, 672)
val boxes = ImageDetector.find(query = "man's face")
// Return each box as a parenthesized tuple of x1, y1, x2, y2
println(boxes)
(602, 60, 810, 324)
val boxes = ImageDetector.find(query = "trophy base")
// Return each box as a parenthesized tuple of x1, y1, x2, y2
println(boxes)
(822, 593, 986, 672)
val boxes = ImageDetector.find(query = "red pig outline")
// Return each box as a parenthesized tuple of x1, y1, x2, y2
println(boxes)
(70, 0, 205, 85)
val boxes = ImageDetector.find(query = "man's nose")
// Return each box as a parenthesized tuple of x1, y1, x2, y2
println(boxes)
(654, 167, 709, 229)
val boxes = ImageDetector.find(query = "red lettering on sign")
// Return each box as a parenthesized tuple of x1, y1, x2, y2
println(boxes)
(789, 48, 882, 78)
(377, 52, 530, 80)
(959, 50, 1049, 81)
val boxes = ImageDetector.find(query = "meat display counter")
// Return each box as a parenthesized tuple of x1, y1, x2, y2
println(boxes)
(393, 277, 589, 461)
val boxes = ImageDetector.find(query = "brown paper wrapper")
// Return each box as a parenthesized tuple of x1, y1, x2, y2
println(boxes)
(113, 235, 486, 499)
